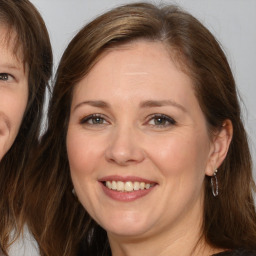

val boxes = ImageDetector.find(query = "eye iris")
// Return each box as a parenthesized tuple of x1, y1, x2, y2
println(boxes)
(154, 117, 166, 125)
(92, 117, 103, 124)
(0, 74, 8, 80)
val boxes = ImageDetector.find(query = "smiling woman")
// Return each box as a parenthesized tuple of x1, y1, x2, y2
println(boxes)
(24, 2, 256, 256)
(0, 1, 52, 255)
(66, 41, 224, 244)
(0, 27, 28, 160)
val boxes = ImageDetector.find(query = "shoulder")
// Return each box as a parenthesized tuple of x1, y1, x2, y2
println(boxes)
(213, 249, 256, 256)
(8, 226, 39, 256)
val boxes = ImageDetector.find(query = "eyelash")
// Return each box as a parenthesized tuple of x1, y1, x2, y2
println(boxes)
(79, 113, 176, 128)
(0, 73, 14, 82)
(80, 114, 108, 125)
(146, 114, 176, 128)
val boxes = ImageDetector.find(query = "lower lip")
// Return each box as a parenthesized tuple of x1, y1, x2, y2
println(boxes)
(100, 182, 156, 202)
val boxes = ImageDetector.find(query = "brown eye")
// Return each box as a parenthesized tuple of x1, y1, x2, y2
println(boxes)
(80, 114, 108, 125)
(0, 73, 14, 82)
(0, 73, 9, 81)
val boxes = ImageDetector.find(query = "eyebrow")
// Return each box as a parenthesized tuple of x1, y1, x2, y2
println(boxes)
(73, 99, 186, 112)
(73, 100, 110, 111)
(140, 100, 187, 112)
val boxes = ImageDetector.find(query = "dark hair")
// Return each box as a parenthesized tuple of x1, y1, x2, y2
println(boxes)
(24, 2, 255, 256)
(0, 0, 52, 254)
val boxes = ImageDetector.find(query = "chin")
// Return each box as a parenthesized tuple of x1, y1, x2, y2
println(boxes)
(99, 213, 154, 238)
(106, 225, 151, 238)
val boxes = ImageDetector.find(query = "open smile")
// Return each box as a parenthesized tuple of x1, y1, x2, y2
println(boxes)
(99, 176, 158, 201)
(104, 180, 155, 192)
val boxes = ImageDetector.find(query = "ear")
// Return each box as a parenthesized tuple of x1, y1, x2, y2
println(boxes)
(205, 119, 233, 176)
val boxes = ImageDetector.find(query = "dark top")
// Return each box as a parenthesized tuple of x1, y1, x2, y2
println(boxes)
(77, 249, 256, 256)
(213, 249, 256, 256)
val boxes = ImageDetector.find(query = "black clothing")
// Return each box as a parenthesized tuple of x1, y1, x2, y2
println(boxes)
(213, 249, 256, 256)
(77, 247, 256, 256)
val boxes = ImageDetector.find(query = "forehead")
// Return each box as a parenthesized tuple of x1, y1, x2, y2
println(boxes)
(83, 41, 190, 83)
(73, 41, 195, 105)
(0, 24, 24, 67)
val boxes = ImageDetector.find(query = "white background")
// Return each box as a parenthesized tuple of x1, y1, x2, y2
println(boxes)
(30, 0, 256, 174)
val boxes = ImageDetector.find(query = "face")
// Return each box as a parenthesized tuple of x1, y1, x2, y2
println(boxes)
(67, 41, 216, 241)
(0, 25, 28, 160)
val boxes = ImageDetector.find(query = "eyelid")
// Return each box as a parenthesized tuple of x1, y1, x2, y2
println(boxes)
(79, 113, 109, 125)
(146, 113, 176, 127)
(0, 73, 15, 82)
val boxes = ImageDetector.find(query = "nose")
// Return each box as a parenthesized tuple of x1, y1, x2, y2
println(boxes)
(105, 126, 145, 166)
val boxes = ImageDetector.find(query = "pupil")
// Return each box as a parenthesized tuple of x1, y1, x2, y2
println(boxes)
(0, 74, 8, 80)
(155, 118, 165, 125)
(93, 117, 102, 124)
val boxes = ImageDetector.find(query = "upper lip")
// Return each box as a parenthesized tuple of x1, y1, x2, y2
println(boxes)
(98, 175, 157, 184)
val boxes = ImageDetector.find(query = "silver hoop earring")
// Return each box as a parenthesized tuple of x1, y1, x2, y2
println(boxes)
(211, 170, 218, 197)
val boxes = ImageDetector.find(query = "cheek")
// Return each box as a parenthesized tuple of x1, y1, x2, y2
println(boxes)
(146, 133, 209, 213)
(66, 129, 103, 178)
(145, 131, 210, 179)
(66, 129, 104, 214)
(9, 97, 27, 126)
(2, 90, 28, 136)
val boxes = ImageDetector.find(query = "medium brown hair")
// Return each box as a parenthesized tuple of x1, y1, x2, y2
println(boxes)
(0, 0, 52, 254)
(24, 3, 256, 256)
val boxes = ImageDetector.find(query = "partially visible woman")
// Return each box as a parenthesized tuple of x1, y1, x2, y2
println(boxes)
(24, 2, 256, 256)
(0, 0, 52, 255)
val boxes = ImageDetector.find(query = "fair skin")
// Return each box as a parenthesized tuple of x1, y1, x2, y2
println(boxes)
(67, 41, 232, 256)
(0, 25, 28, 160)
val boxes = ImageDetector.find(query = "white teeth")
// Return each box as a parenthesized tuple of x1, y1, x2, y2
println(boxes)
(104, 180, 154, 192)
(145, 183, 150, 189)
(133, 181, 140, 191)
(140, 182, 145, 190)
(112, 181, 117, 190)
(106, 181, 112, 189)
(117, 181, 124, 191)
(125, 181, 133, 192)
